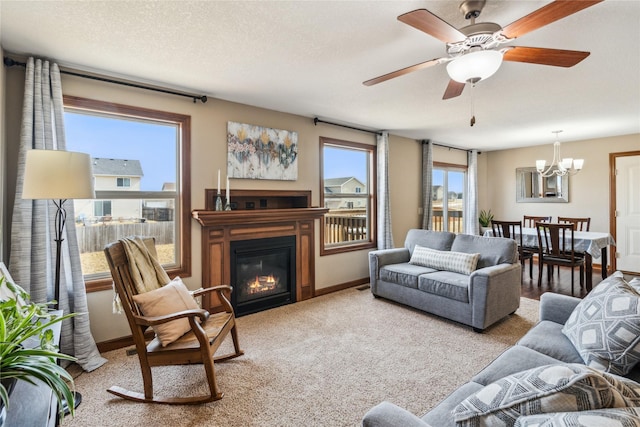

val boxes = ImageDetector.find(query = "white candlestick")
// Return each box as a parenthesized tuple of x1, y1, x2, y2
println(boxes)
(217, 169, 221, 194)
(226, 176, 230, 205)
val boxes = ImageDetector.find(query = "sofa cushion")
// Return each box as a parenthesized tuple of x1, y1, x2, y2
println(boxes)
(380, 263, 435, 289)
(410, 245, 480, 275)
(562, 274, 640, 375)
(422, 382, 485, 427)
(472, 345, 565, 386)
(404, 229, 456, 255)
(513, 407, 640, 427)
(418, 271, 470, 303)
(454, 363, 640, 427)
(518, 320, 584, 364)
(451, 234, 517, 269)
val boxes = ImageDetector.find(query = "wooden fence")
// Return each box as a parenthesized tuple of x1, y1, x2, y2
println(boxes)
(75, 221, 174, 253)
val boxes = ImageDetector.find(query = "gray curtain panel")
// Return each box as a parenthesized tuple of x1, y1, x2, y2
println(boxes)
(421, 140, 434, 230)
(9, 57, 107, 372)
(377, 131, 394, 249)
(465, 149, 479, 235)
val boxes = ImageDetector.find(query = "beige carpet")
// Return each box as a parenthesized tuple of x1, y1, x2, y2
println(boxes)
(63, 288, 539, 427)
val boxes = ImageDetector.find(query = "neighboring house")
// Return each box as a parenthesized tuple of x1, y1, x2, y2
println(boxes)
(323, 177, 366, 210)
(74, 158, 144, 222)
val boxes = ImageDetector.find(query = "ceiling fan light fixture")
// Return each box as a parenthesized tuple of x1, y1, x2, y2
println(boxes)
(446, 49, 503, 83)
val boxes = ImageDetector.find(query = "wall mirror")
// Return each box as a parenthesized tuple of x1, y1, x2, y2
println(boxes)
(516, 167, 569, 203)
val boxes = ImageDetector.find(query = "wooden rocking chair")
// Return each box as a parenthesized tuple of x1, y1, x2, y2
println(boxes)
(104, 237, 243, 404)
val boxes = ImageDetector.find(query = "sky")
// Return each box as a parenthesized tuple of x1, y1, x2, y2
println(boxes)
(64, 112, 367, 189)
(64, 112, 177, 191)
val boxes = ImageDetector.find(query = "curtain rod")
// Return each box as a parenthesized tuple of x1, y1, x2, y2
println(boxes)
(3, 56, 208, 104)
(313, 117, 382, 136)
(422, 139, 481, 155)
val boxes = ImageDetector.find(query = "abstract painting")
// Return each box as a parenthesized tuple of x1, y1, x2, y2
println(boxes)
(227, 121, 298, 180)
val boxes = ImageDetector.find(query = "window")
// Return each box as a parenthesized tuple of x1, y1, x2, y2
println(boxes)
(64, 96, 191, 292)
(116, 177, 131, 188)
(93, 200, 112, 217)
(320, 137, 376, 255)
(432, 163, 466, 233)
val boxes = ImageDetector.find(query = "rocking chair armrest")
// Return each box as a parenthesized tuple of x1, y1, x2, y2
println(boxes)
(191, 285, 233, 297)
(192, 285, 235, 313)
(133, 308, 210, 327)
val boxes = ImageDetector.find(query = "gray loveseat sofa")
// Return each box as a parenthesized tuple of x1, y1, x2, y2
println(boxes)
(368, 229, 521, 332)
(363, 274, 640, 427)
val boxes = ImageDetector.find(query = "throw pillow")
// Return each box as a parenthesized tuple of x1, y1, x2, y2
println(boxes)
(514, 407, 640, 427)
(132, 276, 201, 347)
(453, 363, 640, 427)
(562, 275, 640, 375)
(409, 245, 480, 275)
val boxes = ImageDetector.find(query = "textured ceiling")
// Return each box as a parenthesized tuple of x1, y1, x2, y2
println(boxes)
(1, 0, 639, 151)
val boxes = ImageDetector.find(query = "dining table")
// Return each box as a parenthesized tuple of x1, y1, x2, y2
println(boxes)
(483, 227, 616, 291)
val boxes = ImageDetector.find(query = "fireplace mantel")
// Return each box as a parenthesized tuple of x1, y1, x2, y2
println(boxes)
(192, 190, 328, 311)
(192, 207, 328, 227)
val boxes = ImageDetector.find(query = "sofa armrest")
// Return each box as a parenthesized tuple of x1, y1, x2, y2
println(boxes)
(362, 402, 433, 427)
(539, 292, 581, 325)
(469, 263, 522, 330)
(369, 248, 410, 279)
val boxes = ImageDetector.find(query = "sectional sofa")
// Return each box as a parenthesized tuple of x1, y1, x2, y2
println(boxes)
(363, 273, 640, 426)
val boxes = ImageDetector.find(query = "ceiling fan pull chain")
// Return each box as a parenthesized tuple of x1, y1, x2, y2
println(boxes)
(470, 82, 476, 127)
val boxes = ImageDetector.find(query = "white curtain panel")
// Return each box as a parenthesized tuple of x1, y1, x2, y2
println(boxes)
(9, 58, 107, 372)
(377, 131, 394, 249)
(465, 149, 479, 235)
(421, 140, 434, 229)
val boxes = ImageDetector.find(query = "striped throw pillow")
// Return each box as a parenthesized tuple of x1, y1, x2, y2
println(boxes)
(409, 245, 480, 275)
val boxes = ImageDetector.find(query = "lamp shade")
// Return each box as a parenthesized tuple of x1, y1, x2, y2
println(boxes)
(446, 50, 503, 83)
(22, 150, 95, 200)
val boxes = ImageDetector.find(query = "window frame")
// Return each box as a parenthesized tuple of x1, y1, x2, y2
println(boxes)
(432, 161, 467, 233)
(116, 177, 131, 188)
(63, 95, 192, 292)
(319, 137, 377, 256)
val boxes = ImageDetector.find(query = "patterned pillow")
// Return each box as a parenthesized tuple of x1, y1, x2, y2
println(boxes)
(514, 407, 640, 426)
(453, 363, 640, 427)
(562, 275, 640, 375)
(409, 245, 480, 275)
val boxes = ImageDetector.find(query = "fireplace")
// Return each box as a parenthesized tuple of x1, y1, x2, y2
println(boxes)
(230, 235, 296, 316)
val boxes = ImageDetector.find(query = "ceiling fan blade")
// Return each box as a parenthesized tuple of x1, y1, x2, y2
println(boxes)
(398, 9, 466, 43)
(363, 58, 443, 86)
(503, 47, 590, 67)
(443, 80, 465, 100)
(502, 0, 603, 39)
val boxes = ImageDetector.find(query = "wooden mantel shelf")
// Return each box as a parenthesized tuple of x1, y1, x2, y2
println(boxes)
(192, 207, 328, 226)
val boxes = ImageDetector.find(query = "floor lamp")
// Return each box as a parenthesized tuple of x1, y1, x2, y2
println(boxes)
(22, 149, 95, 416)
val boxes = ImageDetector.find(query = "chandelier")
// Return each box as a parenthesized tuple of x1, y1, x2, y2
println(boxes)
(535, 131, 584, 177)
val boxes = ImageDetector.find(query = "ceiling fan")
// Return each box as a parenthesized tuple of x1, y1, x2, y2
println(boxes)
(363, 0, 603, 100)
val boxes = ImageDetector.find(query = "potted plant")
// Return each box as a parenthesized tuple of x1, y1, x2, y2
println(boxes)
(478, 209, 494, 235)
(0, 276, 77, 422)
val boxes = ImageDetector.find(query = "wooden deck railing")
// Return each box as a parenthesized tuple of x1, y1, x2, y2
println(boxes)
(432, 209, 464, 233)
(324, 210, 367, 244)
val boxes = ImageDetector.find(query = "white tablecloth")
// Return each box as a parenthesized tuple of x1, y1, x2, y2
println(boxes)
(483, 228, 616, 259)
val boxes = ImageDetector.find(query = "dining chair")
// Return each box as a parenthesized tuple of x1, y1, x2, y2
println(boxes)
(523, 215, 551, 228)
(558, 217, 591, 231)
(535, 222, 585, 295)
(491, 219, 533, 279)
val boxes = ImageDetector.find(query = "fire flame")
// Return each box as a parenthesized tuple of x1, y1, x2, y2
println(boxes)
(247, 274, 277, 294)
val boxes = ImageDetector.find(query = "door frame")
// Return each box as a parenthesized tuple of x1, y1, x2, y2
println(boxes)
(609, 150, 640, 273)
